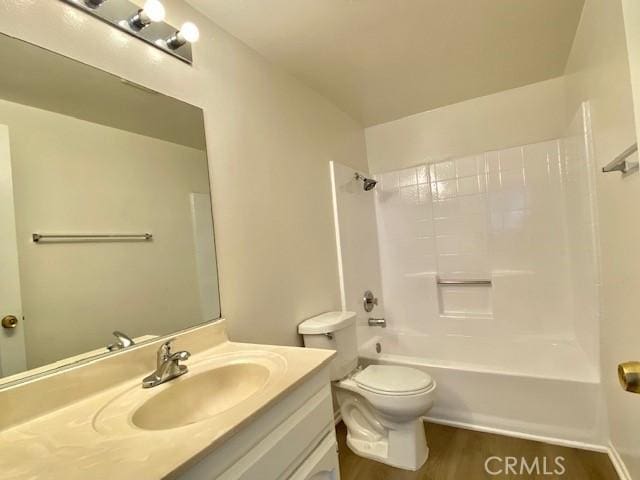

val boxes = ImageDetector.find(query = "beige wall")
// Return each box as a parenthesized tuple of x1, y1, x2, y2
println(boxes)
(565, 0, 640, 476)
(0, 0, 367, 349)
(364, 77, 567, 173)
(0, 98, 212, 368)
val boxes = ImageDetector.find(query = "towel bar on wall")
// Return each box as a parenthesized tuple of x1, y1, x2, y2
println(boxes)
(32, 233, 153, 243)
(602, 143, 638, 174)
(437, 279, 492, 286)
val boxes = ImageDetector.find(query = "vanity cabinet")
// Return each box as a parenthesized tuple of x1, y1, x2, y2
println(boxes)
(179, 366, 340, 480)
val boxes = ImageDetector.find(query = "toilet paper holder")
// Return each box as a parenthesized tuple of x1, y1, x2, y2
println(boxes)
(618, 361, 640, 393)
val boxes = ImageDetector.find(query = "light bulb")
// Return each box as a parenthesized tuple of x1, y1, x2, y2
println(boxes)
(128, 0, 165, 30)
(165, 21, 200, 49)
(142, 0, 165, 23)
(180, 22, 200, 43)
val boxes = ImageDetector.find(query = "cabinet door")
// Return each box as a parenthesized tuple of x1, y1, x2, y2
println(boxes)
(289, 431, 340, 480)
(214, 386, 335, 480)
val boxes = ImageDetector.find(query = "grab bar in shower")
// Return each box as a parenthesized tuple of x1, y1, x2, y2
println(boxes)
(602, 142, 638, 174)
(437, 279, 492, 286)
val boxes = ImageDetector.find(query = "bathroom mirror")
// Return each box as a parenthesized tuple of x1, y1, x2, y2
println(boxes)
(0, 33, 220, 385)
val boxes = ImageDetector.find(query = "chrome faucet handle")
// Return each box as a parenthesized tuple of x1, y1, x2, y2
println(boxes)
(157, 339, 176, 366)
(159, 345, 190, 377)
(157, 339, 191, 364)
(363, 290, 379, 313)
(107, 331, 135, 351)
(169, 350, 191, 362)
(143, 340, 191, 388)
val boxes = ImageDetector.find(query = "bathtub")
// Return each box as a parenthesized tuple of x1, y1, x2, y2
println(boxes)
(359, 331, 605, 449)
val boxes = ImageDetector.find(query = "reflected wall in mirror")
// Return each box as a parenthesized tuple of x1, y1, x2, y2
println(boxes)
(0, 33, 220, 383)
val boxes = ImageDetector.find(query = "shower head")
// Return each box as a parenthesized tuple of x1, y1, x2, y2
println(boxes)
(354, 172, 378, 191)
(363, 178, 378, 191)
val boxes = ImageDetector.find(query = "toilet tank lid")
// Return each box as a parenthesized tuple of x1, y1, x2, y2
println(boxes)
(298, 311, 356, 334)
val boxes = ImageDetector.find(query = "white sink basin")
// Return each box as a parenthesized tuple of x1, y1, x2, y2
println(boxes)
(93, 351, 287, 434)
(133, 362, 270, 430)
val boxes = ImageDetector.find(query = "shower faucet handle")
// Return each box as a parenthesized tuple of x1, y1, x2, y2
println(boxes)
(363, 290, 378, 312)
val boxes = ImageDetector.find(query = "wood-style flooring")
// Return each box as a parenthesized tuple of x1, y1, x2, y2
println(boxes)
(337, 422, 618, 480)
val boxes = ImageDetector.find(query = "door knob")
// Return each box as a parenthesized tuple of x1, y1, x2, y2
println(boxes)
(618, 361, 640, 393)
(1, 315, 18, 329)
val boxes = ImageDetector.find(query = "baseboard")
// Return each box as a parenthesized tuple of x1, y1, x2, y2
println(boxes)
(333, 409, 342, 425)
(423, 415, 608, 453)
(607, 442, 631, 480)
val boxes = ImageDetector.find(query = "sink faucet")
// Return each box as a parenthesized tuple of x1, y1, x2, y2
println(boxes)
(142, 339, 191, 388)
(107, 331, 135, 351)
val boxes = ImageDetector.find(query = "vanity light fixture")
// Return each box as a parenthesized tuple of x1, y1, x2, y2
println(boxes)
(60, 0, 197, 64)
(128, 0, 165, 31)
(166, 22, 200, 49)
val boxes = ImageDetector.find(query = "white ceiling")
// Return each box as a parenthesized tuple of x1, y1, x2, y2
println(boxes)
(187, 0, 585, 126)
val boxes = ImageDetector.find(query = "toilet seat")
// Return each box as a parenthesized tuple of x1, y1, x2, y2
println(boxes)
(354, 365, 433, 396)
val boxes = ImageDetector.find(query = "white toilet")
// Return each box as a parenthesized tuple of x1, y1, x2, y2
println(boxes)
(298, 311, 436, 471)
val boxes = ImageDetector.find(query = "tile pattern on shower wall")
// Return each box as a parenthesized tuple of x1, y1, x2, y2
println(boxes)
(430, 154, 491, 318)
(488, 141, 572, 337)
(376, 165, 439, 330)
(431, 154, 489, 279)
(375, 139, 574, 338)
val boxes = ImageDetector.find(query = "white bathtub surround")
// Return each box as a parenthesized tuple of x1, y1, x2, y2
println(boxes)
(374, 139, 580, 341)
(370, 129, 602, 444)
(329, 102, 606, 447)
(562, 102, 601, 373)
(299, 312, 436, 471)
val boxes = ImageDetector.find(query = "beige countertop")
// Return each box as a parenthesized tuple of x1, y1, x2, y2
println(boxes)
(0, 328, 334, 479)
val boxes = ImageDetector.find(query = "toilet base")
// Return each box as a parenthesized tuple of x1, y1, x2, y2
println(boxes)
(335, 371, 435, 471)
(344, 418, 429, 471)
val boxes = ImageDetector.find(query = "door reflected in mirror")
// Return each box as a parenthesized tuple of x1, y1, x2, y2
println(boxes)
(0, 33, 220, 384)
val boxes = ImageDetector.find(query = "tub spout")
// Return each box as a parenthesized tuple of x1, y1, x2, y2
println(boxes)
(368, 317, 386, 328)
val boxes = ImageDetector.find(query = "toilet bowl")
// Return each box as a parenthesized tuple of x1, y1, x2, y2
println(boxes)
(298, 312, 436, 471)
(336, 365, 435, 470)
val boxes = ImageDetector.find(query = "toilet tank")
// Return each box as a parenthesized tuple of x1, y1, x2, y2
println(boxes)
(298, 311, 358, 381)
